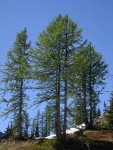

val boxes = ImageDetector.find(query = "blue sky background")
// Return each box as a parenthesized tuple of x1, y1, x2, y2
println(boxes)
(0, 0, 113, 132)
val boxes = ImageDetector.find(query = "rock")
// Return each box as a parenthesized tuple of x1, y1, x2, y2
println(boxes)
(93, 114, 108, 129)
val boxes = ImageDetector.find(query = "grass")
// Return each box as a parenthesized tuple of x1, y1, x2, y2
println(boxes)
(83, 130, 113, 142)
(1, 130, 113, 150)
(0, 139, 55, 150)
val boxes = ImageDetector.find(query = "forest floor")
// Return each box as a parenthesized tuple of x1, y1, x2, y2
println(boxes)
(0, 130, 113, 150)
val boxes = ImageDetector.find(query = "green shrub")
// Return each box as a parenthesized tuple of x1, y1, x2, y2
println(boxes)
(27, 140, 55, 150)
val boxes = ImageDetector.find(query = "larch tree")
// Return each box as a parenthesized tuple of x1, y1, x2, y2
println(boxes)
(35, 110, 40, 137)
(1, 28, 31, 139)
(69, 43, 108, 128)
(61, 15, 83, 137)
(96, 106, 101, 117)
(46, 100, 56, 135)
(31, 15, 83, 140)
(107, 92, 113, 128)
(31, 118, 36, 138)
(86, 43, 108, 127)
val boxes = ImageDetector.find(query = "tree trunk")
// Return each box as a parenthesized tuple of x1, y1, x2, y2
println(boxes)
(93, 100, 97, 119)
(25, 113, 29, 138)
(63, 32, 68, 138)
(55, 64, 61, 141)
(82, 73, 88, 125)
(63, 79, 67, 138)
(89, 63, 93, 128)
(18, 79, 23, 140)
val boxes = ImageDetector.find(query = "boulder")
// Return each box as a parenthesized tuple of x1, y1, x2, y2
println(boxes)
(93, 114, 108, 129)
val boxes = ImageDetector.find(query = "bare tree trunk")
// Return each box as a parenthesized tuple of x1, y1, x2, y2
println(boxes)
(18, 79, 23, 140)
(63, 31, 68, 138)
(82, 73, 88, 125)
(63, 79, 67, 138)
(55, 63, 61, 141)
(89, 63, 93, 128)
(24, 112, 29, 138)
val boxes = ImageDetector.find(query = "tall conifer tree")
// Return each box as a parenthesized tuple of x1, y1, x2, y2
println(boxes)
(1, 28, 31, 139)
(32, 15, 83, 140)
(69, 43, 108, 127)
(107, 92, 113, 128)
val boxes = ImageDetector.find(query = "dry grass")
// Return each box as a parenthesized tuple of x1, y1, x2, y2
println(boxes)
(0, 139, 54, 150)
(1, 130, 113, 149)
(83, 130, 113, 142)
(0, 141, 32, 150)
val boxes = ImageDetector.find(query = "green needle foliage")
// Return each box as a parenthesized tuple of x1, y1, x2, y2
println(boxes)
(0, 14, 109, 141)
(107, 92, 113, 128)
(31, 14, 83, 140)
(69, 43, 108, 128)
(1, 28, 31, 139)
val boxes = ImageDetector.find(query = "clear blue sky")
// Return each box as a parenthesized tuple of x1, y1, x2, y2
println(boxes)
(0, 0, 113, 132)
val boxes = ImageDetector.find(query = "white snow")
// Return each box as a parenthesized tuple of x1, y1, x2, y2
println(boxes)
(45, 123, 86, 139)
(45, 134, 56, 139)
(76, 123, 86, 130)
(66, 127, 79, 134)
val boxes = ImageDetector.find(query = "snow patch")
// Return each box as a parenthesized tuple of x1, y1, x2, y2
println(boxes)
(45, 134, 56, 139)
(45, 123, 86, 139)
